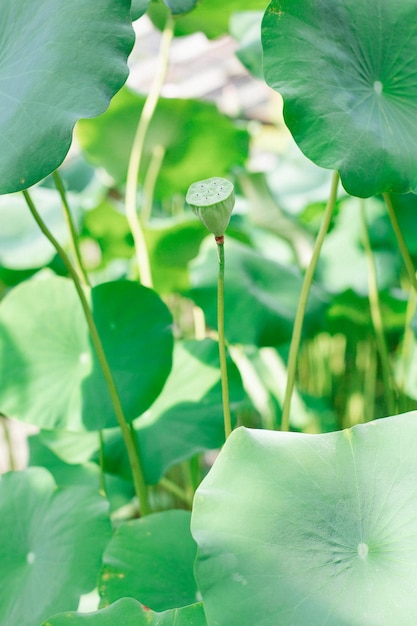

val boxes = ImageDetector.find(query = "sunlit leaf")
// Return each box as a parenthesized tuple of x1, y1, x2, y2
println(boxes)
(0, 468, 111, 626)
(0, 277, 173, 430)
(192, 413, 417, 624)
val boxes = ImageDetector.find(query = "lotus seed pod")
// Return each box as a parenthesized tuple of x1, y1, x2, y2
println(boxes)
(186, 177, 235, 237)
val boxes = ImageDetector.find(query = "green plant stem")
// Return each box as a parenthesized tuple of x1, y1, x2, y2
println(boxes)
(398, 288, 417, 391)
(217, 238, 232, 439)
(360, 200, 397, 416)
(54, 170, 111, 493)
(281, 171, 339, 432)
(141, 144, 166, 224)
(22, 189, 151, 516)
(1, 417, 16, 471)
(53, 171, 89, 286)
(125, 13, 174, 287)
(384, 192, 417, 293)
(97, 430, 107, 497)
(159, 477, 193, 507)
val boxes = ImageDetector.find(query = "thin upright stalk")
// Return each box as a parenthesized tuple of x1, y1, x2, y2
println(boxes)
(216, 237, 232, 439)
(125, 13, 174, 287)
(22, 189, 151, 515)
(141, 144, 166, 224)
(54, 171, 110, 492)
(281, 171, 339, 432)
(53, 171, 89, 286)
(384, 192, 417, 293)
(1, 417, 16, 471)
(397, 288, 417, 391)
(360, 200, 397, 415)
(97, 430, 107, 497)
(159, 477, 193, 507)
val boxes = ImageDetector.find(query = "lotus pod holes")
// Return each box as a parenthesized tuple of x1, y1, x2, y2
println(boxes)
(186, 177, 235, 238)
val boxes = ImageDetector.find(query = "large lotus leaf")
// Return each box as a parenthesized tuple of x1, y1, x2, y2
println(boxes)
(148, 0, 269, 38)
(42, 599, 207, 626)
(101, 339, 246, 485)
(188, 239, 329, 346)
(76, 87, 249, 200)
(0, 187, 79, 270)
(192, 413, 417, 625)
(99, 511, 198, 611)
(0, 467, 111, 626)
(0, 0, 134, 195)
(0, 276, 173, 431)
(262, 0, 417, 197)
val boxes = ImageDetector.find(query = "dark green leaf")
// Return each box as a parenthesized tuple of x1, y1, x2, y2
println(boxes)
(262, 0, 417, 197)
(192, 414, 417, 625)
(99, 511, 198, 610)
(162, 0, 198, 15)
(131, 0, 151, 20)
(0, 0, 134, 194)
(0, 468, 111, 626)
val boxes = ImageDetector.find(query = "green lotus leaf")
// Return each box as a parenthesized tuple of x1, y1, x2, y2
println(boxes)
(162, 0, 198, 15)
(99, 511, 198, 611)
(0, 467, 111, 626)
(101, 339, 246, 485)
(76, 87, 249, 200)
(0, 0, 134, 194)
(262, 0, 417, 197)
(192, 413, 417, 625)
(42, 599, 207, 625)
(189, 239, 328, 346)
(131, 0, 151, 20)
(0, 277, 173, 431)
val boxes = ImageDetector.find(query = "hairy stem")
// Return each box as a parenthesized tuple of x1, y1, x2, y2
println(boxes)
(216, 237, 232, 439)
(125, 13, 174, 287)
(281, 171, 339, 432)
(22, 189, 151, 515)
